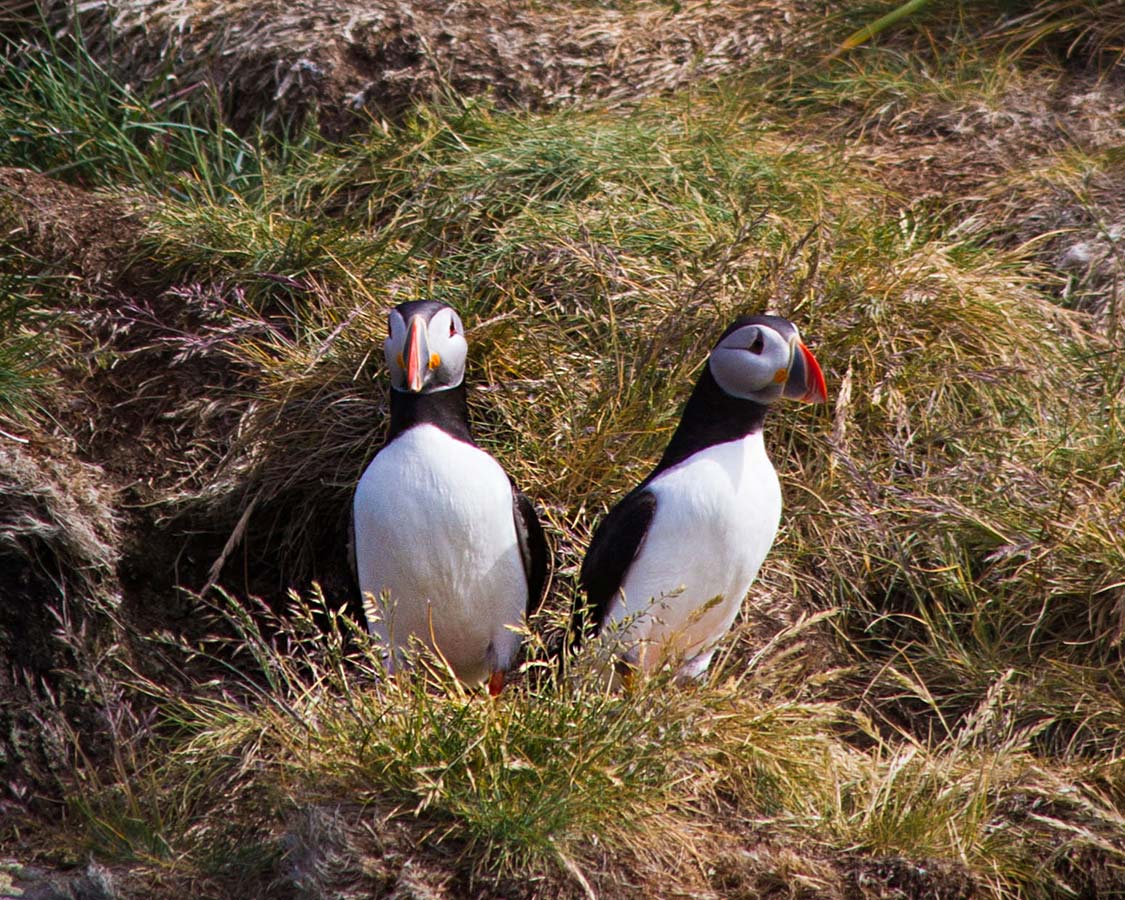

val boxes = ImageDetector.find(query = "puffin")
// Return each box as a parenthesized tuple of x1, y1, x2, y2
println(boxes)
(352, 300, 548, 694)
(574, 314, 827, 682)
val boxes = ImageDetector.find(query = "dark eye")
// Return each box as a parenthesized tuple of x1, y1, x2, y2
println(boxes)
(449, 319, 457, 337)
(748, 332, 765, 354)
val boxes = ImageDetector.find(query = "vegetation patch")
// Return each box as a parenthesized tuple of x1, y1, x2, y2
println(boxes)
(1, 2, 1123, 896)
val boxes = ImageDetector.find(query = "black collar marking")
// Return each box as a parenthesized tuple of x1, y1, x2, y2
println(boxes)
(386, 383, 475, 446)
(643, 365, 769, 484)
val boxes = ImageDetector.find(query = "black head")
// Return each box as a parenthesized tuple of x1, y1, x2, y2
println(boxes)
(384, 301, 467, 394)
(708, 314, 827, 405)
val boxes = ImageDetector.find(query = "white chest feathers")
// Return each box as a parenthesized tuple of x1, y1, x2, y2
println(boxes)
(606, 433, 782, 677)
(352, 425, 527, 685)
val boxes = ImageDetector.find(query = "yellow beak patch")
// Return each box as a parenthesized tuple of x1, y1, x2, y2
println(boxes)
(773, 367, 788, 384)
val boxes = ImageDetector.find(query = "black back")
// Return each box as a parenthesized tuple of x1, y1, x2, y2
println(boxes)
(573, 360, 771, 644)
(574, 486, 657, 643)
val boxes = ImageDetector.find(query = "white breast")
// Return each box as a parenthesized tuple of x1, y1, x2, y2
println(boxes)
(352, 425, 527, 685)
(604, 433, 781, 677)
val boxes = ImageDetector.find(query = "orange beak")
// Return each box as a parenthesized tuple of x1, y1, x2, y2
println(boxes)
(403, 315, 428, 392)
(784, 340, 828, 404)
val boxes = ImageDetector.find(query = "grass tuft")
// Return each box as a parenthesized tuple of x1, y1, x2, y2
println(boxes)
(54, 588, 1125, 896)
(0, 268, 55, 418)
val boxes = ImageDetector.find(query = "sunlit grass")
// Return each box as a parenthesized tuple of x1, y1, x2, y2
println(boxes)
(0, 31, 272, 201)
(56, 589, 1125, 897)
(3, 4, 1125, 896)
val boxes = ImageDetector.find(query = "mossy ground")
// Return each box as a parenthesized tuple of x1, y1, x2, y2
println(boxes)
(1, 2, 1124, 897)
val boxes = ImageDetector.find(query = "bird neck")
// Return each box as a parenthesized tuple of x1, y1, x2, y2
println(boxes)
(387, 383, 474, 444)
(649, 366, 769, 478)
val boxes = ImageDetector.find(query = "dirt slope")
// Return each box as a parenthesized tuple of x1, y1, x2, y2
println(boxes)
(29, 0, 820, 132)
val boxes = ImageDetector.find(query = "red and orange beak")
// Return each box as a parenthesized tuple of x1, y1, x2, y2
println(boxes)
(783, 340, 828, 404)
(403, 315, 428, 393)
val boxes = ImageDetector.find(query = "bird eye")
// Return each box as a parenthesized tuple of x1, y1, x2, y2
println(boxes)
(748, 332, 765, 354)
(449, 319, 456, 337)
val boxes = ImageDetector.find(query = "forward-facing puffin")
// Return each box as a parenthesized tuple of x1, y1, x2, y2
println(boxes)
(352, 300, 548, 693)
(574, 314, 827, 682)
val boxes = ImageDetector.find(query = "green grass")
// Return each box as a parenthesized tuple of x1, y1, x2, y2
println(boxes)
(4, 2, 1125, 896)
(0, 266, 60, 418)
(58, 590, 1125, 896)
(0, 29, 286, 204)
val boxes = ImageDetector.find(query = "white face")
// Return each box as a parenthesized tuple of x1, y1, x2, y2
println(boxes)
(384, 304, 468, 393)
(708, 322, 798, 403)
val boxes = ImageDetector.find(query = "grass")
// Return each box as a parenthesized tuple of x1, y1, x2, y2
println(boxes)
(3, 2, 1125, 896)
(0, 272, 48, 418)
(831, 0, 1125, 66)
(55, 590, 1125, 896)
(0, 30, 269, 201)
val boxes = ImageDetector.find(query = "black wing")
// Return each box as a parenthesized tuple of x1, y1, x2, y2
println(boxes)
(512, 485, 549, 617)
(574, 487, 657, 647)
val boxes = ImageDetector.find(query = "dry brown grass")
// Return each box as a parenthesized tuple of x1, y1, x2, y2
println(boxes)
(28, 0, 823, 135)
(2, 2, 1125, 896)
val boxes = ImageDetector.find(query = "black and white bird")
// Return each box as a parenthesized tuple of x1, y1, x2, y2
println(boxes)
(574, 314, 827, 682)
(352, 300, 548, 694)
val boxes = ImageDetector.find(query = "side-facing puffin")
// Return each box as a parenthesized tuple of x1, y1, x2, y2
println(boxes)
(574, 314, 827, 682)
(352, 300, 548, 694)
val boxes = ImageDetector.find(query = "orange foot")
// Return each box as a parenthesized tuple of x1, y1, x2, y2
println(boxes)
(488, 669, 505, 697)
